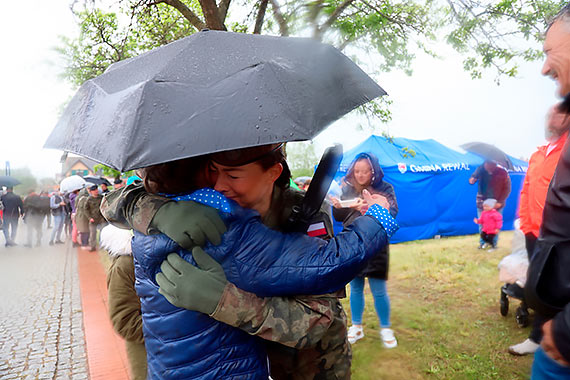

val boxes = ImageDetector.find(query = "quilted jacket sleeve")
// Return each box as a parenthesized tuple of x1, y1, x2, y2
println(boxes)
(206, 212, 390, 297)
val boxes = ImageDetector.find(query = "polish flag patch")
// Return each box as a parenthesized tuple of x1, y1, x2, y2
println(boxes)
(307, 222, 327, 237)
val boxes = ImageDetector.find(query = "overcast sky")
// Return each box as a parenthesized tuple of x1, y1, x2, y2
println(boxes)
(0, 1, 559, 179)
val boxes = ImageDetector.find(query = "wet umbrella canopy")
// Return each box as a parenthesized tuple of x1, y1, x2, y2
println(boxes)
(59, 175, 87, 193)
(461, 142, 515, 171)
(83, 175, 112, 186)
(0, 176, 20, 187)
(44, 30, 385, 171)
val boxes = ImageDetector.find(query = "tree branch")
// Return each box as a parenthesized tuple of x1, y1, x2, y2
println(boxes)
(218, 0, 231, 23)
(269, 0, 289, 36)
(150, 0, 207, 31)
(254, 0, 269, 34)
(314, 0, 355, 39)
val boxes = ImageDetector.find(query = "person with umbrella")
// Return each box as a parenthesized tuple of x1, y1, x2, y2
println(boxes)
(1, 187, 23, 247)
(44, 30, 388, 378)
(118, 145, 396, 379)
(468, 160, 511, 248)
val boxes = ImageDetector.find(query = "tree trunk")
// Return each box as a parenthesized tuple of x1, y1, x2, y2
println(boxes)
(197, 0, 227, 30)
(254, 0, 269, 34)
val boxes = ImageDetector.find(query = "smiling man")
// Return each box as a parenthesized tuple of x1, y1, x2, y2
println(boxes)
(525, 4, 570, 379)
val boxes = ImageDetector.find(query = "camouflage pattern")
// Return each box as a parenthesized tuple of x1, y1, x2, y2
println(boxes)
(100, 183, 170, 233)
(74, 190, 90, 233)
(212, 284, 351, 379)
(84, 194, 106, 225)
(99, 183, 351, 379)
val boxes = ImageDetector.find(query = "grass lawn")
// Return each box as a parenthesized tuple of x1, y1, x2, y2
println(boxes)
(345, 231, 534, 379)
(97, 230, 534, 379)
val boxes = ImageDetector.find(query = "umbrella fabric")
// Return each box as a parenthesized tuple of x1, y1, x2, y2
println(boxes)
(0, 176, 21, 187)
(60, 175, 87, 193)
(44, 30, 385, 172)
(460, 142, 515, 171)
(83, 176, 112, 186)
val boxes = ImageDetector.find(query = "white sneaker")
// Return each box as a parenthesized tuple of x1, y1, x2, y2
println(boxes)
(508, 339, 539, 356)
(347, 325, 364, 344)
(380, 328, 397, 348)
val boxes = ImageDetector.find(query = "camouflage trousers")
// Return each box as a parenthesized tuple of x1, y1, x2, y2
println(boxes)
(266, 299, 351, 380)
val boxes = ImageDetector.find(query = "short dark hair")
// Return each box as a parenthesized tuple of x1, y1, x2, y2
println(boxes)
(255, 145, 291, 189)
(140, 156, 208, 194)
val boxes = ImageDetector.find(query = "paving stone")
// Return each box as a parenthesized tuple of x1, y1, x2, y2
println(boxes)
(0, 240, 88, 378)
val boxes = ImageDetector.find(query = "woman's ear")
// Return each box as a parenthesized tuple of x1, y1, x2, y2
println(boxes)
(268, 163, 284, 182)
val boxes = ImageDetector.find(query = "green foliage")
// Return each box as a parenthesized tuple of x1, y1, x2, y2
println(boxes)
(58, 0, 568, 123)
(401, 146, 416, 158)
(93, 164, 134, 179)
(380, 131, 416, 158)
(57, 2, 198, 86)
(444, 0, 567, 80)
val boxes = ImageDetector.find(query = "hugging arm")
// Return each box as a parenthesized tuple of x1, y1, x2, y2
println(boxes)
(205, 204, 396, 297)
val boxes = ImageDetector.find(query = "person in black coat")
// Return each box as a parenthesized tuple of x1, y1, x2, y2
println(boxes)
(1, 187, 24, 247)
(332, 152, 398, 348)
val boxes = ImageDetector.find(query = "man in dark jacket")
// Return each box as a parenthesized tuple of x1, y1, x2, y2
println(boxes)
(1, 187, 24, 247)
(525, 5, 570, 378)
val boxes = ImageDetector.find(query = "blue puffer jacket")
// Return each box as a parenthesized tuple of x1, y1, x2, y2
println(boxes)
(132, 233, 269, 380)
(133, 189, 393, 379)
(203, 203, 389, 297)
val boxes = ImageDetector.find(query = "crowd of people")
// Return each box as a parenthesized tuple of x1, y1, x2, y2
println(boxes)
(0, 179, 125, 250)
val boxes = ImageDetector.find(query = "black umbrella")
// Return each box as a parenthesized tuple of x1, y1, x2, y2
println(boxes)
(83, 175, 112, 186)
(461, 142, 515, 171)
(44, 30, 385, 171)
(0, 176, 21, 187)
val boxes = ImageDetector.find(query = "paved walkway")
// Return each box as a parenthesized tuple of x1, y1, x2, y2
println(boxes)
(0, 224, 130, 379)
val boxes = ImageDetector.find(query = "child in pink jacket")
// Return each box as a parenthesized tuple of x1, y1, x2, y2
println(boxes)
(474, 198, 503, 251)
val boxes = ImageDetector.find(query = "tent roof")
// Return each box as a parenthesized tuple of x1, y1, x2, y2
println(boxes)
(340, 135, 527, 172)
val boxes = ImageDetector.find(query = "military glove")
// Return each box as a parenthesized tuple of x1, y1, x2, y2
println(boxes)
(150, 201, 227, 249)
(156, 248, 228, 315)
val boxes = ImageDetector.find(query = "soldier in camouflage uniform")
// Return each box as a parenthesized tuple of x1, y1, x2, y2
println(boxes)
(102, 180, 351, 379)
(101, 143, 400, 379)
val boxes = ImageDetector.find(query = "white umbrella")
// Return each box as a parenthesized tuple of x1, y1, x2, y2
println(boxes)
(60, 175, 87, 193)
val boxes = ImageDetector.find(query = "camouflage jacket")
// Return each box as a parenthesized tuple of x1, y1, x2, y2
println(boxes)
(85, 195, 106, 224)
(101, 183, 351, 379)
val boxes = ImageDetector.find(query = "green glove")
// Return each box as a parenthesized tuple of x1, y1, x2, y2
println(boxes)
(150, 201, 227, 249)
(156, 248, 228, 314)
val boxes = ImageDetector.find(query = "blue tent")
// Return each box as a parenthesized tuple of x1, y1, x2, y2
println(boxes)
(332, 135, 528, 243)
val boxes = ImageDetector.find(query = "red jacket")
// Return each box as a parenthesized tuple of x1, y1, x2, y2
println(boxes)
(478, 209, 503, 234)
(519, 132, 568, 237)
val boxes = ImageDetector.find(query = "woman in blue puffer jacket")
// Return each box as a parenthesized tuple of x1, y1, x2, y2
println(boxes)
(132, 148, 398, 379)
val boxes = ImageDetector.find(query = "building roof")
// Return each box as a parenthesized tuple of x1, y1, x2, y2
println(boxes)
(63, 156, 100, 175)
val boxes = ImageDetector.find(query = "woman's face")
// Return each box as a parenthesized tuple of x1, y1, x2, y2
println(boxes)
(353, 159, 373, 187)
(207, 160, 282, 215)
